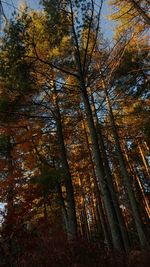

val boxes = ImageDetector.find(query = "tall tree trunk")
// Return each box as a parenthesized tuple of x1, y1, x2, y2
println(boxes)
(79, 80, 123, 249)
(78, 174, 91, 240)
(54, 85, 77, 238)
(124, 149, 150, 220)
(57, 183, 69, 232)
(90, 91, 130, 251)
(70, 1, 124, 248)
(82, 118, 112, 247)
(138, 142, 150, 178)
(102, 80, 148, 248)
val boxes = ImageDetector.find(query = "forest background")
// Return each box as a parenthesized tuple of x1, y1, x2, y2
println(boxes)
(0, 0, 150, 266)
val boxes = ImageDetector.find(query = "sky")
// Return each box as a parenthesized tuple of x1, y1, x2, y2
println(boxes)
(1, 0, 115, 40)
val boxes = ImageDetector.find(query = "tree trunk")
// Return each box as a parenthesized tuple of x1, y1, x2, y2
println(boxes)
(138, 142, 150, 178)
(70, 1, 124, 247)
(57, 183, 69, 232)
(54, 85, 78, 238)
(79, 80, 123, 249)
(124, 149, 150, 220)
(82, 118, 112, 247)
(90, 92, 130, 251)
(103, 80, 148, 248)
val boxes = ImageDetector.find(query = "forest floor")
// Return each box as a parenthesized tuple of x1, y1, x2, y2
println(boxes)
(0, 233, 150, 267)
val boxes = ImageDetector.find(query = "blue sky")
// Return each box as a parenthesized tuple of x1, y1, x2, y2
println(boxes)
(1, 0, 114, 39)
